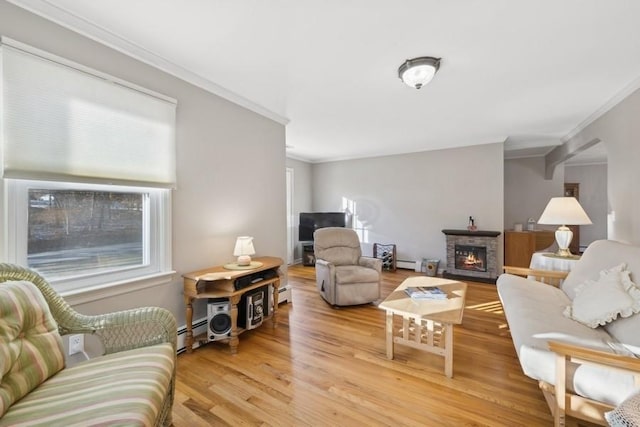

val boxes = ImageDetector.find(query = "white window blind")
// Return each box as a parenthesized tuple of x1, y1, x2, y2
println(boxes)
(1, 38, 177, 188)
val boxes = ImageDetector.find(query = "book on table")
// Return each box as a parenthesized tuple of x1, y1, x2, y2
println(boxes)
(404, 286, 447, 300)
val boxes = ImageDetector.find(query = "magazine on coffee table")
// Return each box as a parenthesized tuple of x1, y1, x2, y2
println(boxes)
(404, 286, 447, 300)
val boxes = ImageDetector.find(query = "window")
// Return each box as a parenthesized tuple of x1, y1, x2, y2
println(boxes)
(1, 38, 176, 296)
(7, 180, 171, 294)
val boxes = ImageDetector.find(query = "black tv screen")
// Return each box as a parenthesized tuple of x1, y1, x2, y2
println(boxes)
(299, 212, 347, 241)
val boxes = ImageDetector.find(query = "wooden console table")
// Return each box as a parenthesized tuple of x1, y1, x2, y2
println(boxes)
(182, 256, 283, 354)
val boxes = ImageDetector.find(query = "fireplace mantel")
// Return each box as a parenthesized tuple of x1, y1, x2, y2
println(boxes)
(442, 229, 501, 237)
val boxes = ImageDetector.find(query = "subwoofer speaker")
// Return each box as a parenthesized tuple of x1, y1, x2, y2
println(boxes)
(207, 298, 231, 341)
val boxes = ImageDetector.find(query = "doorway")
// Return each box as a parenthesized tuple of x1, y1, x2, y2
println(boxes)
(564, 182, 580, 254)
(286, 167, 294, 265)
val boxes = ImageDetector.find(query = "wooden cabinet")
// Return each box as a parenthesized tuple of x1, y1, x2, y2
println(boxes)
(504, 230, 555, 268)
(182, 256, 283, 353)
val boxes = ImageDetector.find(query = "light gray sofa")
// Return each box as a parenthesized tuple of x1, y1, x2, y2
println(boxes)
(497, 240, 640, 426)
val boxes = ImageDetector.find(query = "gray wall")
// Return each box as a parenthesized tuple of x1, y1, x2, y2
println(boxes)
(565, 87, 640, 244)
(504, 157, 564, 232)
(311, 143, 504, 269)
(0, 2, 287, 327)
(564, 163, 608, 248)
(286, 158, 313, 262)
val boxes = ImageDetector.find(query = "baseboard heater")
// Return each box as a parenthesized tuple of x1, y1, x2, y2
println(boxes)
(396, 259, 420, 270)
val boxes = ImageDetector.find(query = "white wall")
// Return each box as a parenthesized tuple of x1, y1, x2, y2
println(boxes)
(286, 157, 313, 262)
(504, 157, 564, 231)
(564, 163, 608, 247)
(311, 143, 504, 269)
(565, 88, 640, 244)
(0, 2, 287, 327)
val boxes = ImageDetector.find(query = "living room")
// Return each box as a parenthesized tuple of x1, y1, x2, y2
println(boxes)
(1, 1, 640, 426)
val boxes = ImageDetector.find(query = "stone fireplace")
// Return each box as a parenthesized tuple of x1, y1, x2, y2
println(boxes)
(442, 229, 501, 283)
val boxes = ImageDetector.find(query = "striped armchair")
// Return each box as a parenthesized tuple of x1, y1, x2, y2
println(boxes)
(0, 263, 176, 427)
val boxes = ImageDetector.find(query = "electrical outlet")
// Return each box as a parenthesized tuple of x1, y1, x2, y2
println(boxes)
(68, 334, 84, 356)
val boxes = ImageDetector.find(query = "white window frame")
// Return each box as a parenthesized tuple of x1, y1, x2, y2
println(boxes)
(4, 179, 173, 302)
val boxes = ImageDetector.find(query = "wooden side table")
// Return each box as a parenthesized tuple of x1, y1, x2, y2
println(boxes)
(182, 256, 283, 354)
(379, 276, 467, 378)
(530, 252, 580, 273)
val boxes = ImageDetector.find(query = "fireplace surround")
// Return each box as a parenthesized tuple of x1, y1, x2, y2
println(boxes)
(442, 229, 501, 283)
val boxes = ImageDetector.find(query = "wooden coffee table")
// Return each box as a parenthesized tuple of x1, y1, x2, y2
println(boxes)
(379, 276, 467, 378)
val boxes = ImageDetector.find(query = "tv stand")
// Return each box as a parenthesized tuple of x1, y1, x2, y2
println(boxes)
(182, 256, 283, 353)
(302, 243, 315, 266)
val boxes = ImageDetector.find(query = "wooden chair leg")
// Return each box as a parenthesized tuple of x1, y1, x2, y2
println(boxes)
(554, 354, 567, 427)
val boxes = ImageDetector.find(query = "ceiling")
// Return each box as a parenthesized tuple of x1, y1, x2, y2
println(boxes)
(10, 0, 640, 163)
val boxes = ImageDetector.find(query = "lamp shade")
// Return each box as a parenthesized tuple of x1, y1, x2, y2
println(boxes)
(398, 57, 441, 89)
(233, 236, 255, 256)
(537, 197, 592, 226)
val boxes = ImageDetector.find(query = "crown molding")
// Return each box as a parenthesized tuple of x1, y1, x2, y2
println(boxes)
(7, 0, 289, 126)
(563, 73, 640, 142)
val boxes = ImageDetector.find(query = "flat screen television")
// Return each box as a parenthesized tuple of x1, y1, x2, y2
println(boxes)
(299, 212, 347, 241)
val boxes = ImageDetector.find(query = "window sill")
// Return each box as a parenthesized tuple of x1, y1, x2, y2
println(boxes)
(60, 271, 176, 306)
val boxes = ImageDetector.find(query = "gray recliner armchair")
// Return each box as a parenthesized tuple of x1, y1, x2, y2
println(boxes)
(313, 227, 382, 306)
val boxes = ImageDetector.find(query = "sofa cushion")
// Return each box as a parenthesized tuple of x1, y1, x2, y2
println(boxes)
(562, 240, 640, 300)
(0, 342, 174, 426)
(0, 280, 65, 417)
(335, 265, 379, 284)
(314, 227, 361, 266)
(497, 274, 637, 406)
(563, 265, 640, 328)
(605, 314, 640, 356)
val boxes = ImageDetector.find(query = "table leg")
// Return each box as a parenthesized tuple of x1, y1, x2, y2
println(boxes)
(444, 322, 454, 378)
(386, 311, 394, 359)
(229, 294, 241, 354)
(184, 295, 194, 353)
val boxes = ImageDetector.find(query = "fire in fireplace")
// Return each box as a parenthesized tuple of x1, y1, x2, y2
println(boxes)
(455, 244, 487, 272)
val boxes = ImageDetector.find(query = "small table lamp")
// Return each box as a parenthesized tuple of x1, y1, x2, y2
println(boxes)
(538, 197, 592, 257)
(233, 236, 255, 266)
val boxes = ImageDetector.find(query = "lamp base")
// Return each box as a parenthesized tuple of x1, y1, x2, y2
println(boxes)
(236, 255, 252, 266)
(554, 226, 574, 258)
(554, 247, 573, 257)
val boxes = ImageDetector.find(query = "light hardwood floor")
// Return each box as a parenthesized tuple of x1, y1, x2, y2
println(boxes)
(172, 265, 558, 426)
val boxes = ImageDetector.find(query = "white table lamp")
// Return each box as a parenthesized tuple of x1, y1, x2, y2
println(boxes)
(538, 197, 592, 257)
(233, 236, 255, 266)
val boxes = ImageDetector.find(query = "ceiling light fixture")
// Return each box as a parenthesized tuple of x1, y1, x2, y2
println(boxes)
(398, 56, 441, 89)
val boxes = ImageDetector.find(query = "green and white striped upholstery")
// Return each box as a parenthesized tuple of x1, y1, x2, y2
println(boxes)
(0, 342, 174, 426)
(0, 280, 65, 417)
(0, 263, 176, 426)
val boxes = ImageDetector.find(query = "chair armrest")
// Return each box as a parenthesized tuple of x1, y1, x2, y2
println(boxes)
(548, 340, 640, 375)
(62, 307, 177, 355)
(548, 340, 640, 425)
(359, 256, 382, 272)
(315, 259, 331, 267)
(503, 266, 569, 287)
(0, 262, 176, 355)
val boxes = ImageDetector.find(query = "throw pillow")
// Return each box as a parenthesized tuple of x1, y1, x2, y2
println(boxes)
(563, 264, 640, 328)
(0, 280, 65, 417)
(606, 390, 640, 427)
